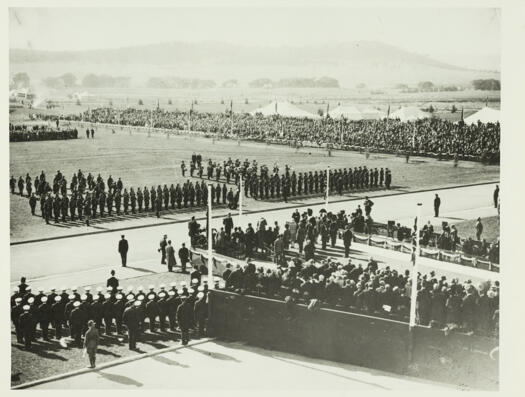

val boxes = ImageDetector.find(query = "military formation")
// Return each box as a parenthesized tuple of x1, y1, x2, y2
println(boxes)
(11, 168, 240, 225)
(185, 154, 392, 203)
(10, 276, 214, 350)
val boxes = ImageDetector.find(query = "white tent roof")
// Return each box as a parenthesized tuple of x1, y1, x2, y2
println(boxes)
(360, 107, 385, 120)
(388, 106, 430, 121)
(328, 105, 363, 120)
(463, 107, 500, 125)
(250, 101, 320, 119)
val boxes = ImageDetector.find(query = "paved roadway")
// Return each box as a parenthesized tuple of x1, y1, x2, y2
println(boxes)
(11, 183, 498, 288)
(32, 340, 457, 390)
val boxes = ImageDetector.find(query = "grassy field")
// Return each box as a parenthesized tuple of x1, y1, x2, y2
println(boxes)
(9, 122, 499, 241)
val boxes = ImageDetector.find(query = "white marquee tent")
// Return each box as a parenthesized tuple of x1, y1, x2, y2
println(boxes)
(463, 107, 500, 125)
(388, 106, 430, 122)
(360, 107, 385, 120)
(250, 101, 320, 119)
(328, 105, 363, 120)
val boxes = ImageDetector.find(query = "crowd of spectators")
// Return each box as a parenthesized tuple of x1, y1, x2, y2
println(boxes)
(220, 255, 499, 336)
(55, 107, 500, 161)
(9, 123, 78, 142)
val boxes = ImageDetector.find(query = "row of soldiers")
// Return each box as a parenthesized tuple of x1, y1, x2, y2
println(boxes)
(11, 280, 213, 350)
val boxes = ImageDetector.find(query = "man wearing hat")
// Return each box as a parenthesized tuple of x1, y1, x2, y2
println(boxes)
(166, 240, 176, 272)
(64, 294, 77, 335)
(96, 287, 105, 303)
(37, 296, 51, 340)
(19, 305, 34, 349)
(177, 294, 194, 345)
(343, 224, 353, 258)
(27, 297, 38, 341)
(90, 294, 104, 331)
(166, 290, 180, 331)
(194, 292, 208, 337)
(190, 266, 202, 287)
(178, 243, 190, 273)
(79, 294, 91, 334)
(11, 298, 24, 343)
(69, 301, 84, 347)
(51, 295, 65, 339)
(60, 287, 69, 305)
(118, 235, 129, 267)
(71, 287, 81, 302)
(157, 291, 168, 332)
(85, 286, 94, 304)
(113, 294, 125, 334)
(122, 301, 141, 350)
(22, 286, 35, 305)
(159, 234, 168, 265)
(145, 293, 160, 332)
(102, 293, 114, 335)
(47, 288, 57, 306)
(107, 270, 119, 291)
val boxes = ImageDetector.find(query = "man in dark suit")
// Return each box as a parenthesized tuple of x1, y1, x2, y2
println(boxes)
(434, 194, 441, 217)
(159, 234, 168, 264)
(118, 235, 129, 267)
(223, 213, 234, 237)
(343, 225, 353, 258)
(178, 243, 189, 273)
(107, 270, 119, 291)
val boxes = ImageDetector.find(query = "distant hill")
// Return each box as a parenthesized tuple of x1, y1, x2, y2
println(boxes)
(10, 41, 499, 87)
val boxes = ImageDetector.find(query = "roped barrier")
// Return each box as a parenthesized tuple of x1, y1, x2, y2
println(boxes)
(352, 232, 499, 272)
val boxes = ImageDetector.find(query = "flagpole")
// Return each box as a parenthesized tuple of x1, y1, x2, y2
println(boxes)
(230, 100, 234, 136)
(207, 184, 214, 289)
(325, 166, 330, 208)
(409, 203, 422, 328)
(239, 177, 243, 219)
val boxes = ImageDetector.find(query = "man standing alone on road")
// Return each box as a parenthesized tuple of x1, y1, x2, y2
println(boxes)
(166, 240, 177, 272)
(118, 235, 129, 267)
(493, 185, 499, 209)
(178, 243, 190, 273)
(83, 320, 99, 368)
(159, 234, 168, 264)
(476, 218, 484, 241)
(434, 194, 441, 217)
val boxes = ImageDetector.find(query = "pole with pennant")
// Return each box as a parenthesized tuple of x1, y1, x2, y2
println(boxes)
(207, 184, 214, 289)
(409, 203, 422, 328)
(239, 177, 243, 219)
(325, 166, 330, 208)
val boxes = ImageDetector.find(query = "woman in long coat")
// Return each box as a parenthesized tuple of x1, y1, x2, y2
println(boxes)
(83, 320, 99, 368)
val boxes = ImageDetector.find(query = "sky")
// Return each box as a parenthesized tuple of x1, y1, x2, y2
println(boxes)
(9, 7, 500, 70)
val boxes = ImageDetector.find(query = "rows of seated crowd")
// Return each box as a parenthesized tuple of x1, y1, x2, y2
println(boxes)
(50, 107, 499, 161)
(9, 123, 78, 142)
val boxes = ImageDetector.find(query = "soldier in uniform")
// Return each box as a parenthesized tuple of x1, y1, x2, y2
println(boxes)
(176, 294, 194, 345)
(194, 292, 208, 337)
(137, 187, 143, 212)
(11, 298, 24, 343)
(123, 301, 141, 350)
(130, 188, 137, 214)
(143, 187, 150, 212)
(18, 176, 24, 196)
(19, 305, 34, 349)
(51, 295, 65, 338)
(163, 185, 169, 210)
(215, 182, 221, 204)
(145, 293, 160, 332)
(70, 194, 77, 220)
(297, 173, 303, 195)
(77, 194, 84, 220)
(181, 161, 187, 177)
(90, 294, 103, 331)
(84, 197, 91, 226)
(29, 193, 37, 215)
(113, 294, 125, 334)
(123, 188, 129, 215)
(53, 194, 61, 223)
(10, 176, 16, 194)
(91, 192, 98, 218)
(37, 296, 51, 340)
(176, 184, 183, 209)
(150, 187, 157, 212)
(102, 293, 114, 335)
(69, 301, 84, 347)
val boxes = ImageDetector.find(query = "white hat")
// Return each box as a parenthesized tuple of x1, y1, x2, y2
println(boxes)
(158, 292, 166, 298)
(80, 294, 88, 301)
(191, 278, 199, 284)
(107, 286, 113, 291)
(117, 286, 123, 291)
(137, 295, 144, 301)
(126, 294, 134, 300)
(148, 285, 154, 290)
(127, 286, 134, 292)
(15, 297, 22, 303)
(41, 296, 48, 303)
(197, 292, 204, 299)
(168, 290, 175, 296)
(61, 286, 67, 291)
(23, 305, 30, 311)
(55, 296, 62, 302)
(50, 287, 56, 292)
(68, 294, 76, 300)
(148, 294, 155, 300)
(197, 286, 204, 292)
(188, 288, 194, 294)
(180, 281, 187, 286)
(96, 287, 102, 292)
(85, 286, 91, 291)
(72, 286, 78, 291)
(116, 294, 123, 300)
(159, 284, 165, 289)
(38, 287, 44, 292)
(177, 289, 184, 295)
(134, 300, 141, 306)
(73, 301, 81, 307)
(28, 297, 34, 304)
(104, 293, 111, 299)
(138, 286, 144, 291)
